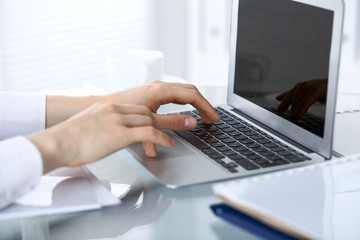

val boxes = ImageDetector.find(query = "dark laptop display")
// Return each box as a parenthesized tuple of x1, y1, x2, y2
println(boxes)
(234, 0, 334, 137)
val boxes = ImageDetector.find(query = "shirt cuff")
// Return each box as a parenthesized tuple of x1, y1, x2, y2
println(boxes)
(0, 92, 46, 140)
(0, 136, 43, 209)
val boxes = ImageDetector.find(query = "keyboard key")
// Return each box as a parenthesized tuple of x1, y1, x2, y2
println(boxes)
(258, 139, 271, 144)
(252, 147, 267, 152)
(278, 150, 293, 156)
(209, 130, 223, 135)
(238, 150, 256, 156)
(222, 162, 238, 169)
(213, 121, 226, 125)
(204, 138, 219, 144)
(211, 142, 226, 148)
(227, 142, 242, 148)
(227, 120, 241, 126)
(228, 168, 239, 173)
(216, 124, 230, 129)
(199, 134, 212, 140)
(222, 117, 234, 122)
(216, 146, 231, 152)
(221, 138, 236, 144)
(244, 131, 258, 136)
(229, 155, 260, 170)
(202, 149, 218, 155)
(222, 150, 238, 156)
(228, 131, 242, 136)
(233, 145, 248, 152)
(222, 127, 236, 133)
(193, 131, 207, 136)
(233, 135, 248, 140)
(259, 150, 275, 157)
(239, 127, 252, 132)
(190, 127, 202, 132)
(260, 160, 289, 168)
(175, 130, 210, 150)
(216, 134, 230, 140)
(247, 143, 261, 149)
(286, 154, 306, 162)
(253, 158, 269, 165)
(180, 111, 197, 117)
(264, 142, 278, 148)
(270, 146, 285, 152)
(250, 135, 265, 140)
(239, 139, 255, 145)
(209, 153, 225, 160)
(265, 155, 283, 161)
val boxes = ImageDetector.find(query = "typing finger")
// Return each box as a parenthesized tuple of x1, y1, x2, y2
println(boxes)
(130, 126, 175, 148)
(155, 114, 197, 130)
(161, 85, 220, 124)
(143, 142, 157, 157)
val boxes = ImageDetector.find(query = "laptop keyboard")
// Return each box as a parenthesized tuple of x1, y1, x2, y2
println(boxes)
(267, 107, 324, 137)
(174, 107, 311, 173)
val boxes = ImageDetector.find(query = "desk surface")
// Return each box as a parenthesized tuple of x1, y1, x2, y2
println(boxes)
(1, 87, 359, 240)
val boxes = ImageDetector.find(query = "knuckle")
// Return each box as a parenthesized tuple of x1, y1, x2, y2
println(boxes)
(145, 127, 158, 138)
(149, 80, 162, 84)
(101, 103, 117, 111)
(188, 84, 198, 91)
(143, 115, 153, 124)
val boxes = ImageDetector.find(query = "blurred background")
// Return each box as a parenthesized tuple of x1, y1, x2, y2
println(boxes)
(0, 0, 358, 93)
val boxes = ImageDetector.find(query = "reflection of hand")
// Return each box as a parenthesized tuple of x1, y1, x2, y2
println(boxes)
(276, 78, 327, 120)
(28, 103, 175, 173)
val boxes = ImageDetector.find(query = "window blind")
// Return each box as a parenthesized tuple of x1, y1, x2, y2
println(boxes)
(0, 0, 159, 92)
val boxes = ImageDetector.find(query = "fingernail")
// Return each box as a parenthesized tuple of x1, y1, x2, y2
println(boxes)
(184, 118, 197, 129)
(170, 138, 176, 147)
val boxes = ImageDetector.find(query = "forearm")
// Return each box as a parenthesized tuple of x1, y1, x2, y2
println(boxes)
(46, 95, 100, 127)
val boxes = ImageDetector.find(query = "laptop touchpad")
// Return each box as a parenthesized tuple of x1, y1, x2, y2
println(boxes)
(129, 136, 196, 161)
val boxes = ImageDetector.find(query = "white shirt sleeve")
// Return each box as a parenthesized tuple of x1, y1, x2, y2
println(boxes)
(0, 92, 46, 140)
(0, 137, 43, 209)
(0, 92, 46, 209)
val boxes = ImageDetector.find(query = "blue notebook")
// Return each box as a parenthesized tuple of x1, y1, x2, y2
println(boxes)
(211, 203, 297, 240)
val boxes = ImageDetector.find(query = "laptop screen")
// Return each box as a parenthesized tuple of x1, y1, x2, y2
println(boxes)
(233, 0, 334, 138)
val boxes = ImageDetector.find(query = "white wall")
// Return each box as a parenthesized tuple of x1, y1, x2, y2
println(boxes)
(338, 0, 360, 94)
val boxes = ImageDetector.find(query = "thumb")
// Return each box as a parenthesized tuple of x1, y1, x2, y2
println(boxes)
(155, 114, 197, 131)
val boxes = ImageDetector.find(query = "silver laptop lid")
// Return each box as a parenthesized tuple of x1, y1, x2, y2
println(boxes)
(227, 0, 344, 159)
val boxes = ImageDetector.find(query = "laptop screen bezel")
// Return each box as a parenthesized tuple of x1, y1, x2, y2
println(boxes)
(227, 0, 344, 159)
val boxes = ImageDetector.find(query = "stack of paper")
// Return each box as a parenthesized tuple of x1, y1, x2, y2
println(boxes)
(0, 166, 130, 220)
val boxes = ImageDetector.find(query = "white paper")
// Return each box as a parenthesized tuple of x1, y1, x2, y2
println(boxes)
(0, 166, 119, 220)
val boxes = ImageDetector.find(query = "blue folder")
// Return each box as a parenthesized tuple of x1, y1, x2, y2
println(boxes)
(210, 203, 298, 240)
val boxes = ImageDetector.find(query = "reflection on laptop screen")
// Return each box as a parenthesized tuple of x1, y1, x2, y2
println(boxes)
(234, 0, 334, 138)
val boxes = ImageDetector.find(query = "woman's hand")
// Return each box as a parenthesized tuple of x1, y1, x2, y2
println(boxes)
(102, 81, 220, 156)
(27, 103, 175, 173)
(47, 81, 220, 128)
(103, 81, 220, 126)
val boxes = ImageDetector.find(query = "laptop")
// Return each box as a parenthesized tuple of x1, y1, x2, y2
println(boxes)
(128, 0, 344, 188)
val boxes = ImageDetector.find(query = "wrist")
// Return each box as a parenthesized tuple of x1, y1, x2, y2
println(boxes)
(46, 95, 100, 127)
(26, 132, 65, 173)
